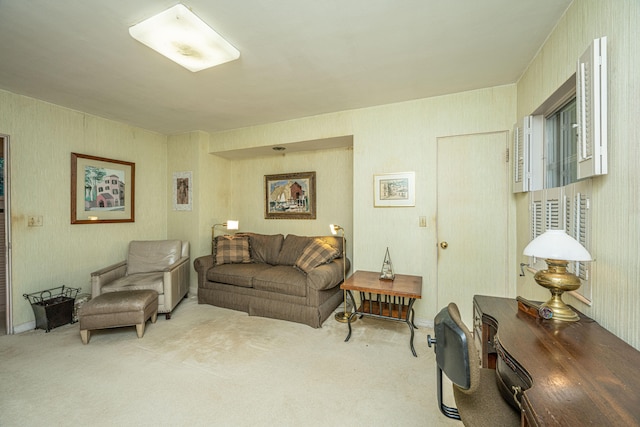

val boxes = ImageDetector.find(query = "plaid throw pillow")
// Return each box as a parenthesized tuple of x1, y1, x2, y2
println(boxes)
(215, 236, 252, 265)
(295, 238, 339, 273)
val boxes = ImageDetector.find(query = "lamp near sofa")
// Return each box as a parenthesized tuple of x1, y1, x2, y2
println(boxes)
(330, 224, 355, 324)
(212, 220, 239, 252)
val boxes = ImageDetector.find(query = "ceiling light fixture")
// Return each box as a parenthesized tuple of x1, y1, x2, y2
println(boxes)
(129, 4, 240, 72)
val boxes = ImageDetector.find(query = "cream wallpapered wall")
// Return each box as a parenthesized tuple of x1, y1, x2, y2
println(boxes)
(230, 147, 353, 259)
(202, 85, 517, 325)
(167, 130, 232, 292)
(515, 0, 640, 349)
(1, 89, 169, 331)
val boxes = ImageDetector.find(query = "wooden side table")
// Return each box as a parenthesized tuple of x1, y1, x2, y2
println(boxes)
(341, 270, 423, 356)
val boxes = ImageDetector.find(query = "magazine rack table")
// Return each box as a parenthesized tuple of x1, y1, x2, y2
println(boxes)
(341, 270, 422, 356)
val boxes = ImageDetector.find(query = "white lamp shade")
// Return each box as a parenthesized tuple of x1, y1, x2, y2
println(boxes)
(226, 220, 239, 230)
(129, 4, 240, 72)
(329, 224, 343, 235)
(523, 230, 592, 261)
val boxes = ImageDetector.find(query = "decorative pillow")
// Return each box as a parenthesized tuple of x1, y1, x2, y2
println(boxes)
(215, 236, 252, 265)
(277, 235, 313, 266)
(294, 238, 340, 273)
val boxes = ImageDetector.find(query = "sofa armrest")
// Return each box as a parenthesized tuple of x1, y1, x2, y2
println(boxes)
(194, 255, 215, 274)
(90, 261, 127, 297)
(307, 258, 350, 291)
(194, 255, 215, 288)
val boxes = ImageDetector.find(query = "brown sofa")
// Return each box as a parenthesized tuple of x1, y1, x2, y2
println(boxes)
(194, 233, 350, 328)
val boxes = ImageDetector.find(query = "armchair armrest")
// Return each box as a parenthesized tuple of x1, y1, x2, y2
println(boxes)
(90, 261, 127, 297)
(164, 256, 190, 272)
(163, 256, 190, 311)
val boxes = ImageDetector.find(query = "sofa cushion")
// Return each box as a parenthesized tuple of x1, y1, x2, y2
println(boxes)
(207, 263, 272, 288)
(295, 238, 340, 273)
(253, 265, 307, 297)
(127, 240, 182, 275)
(276, 235, 313, 266)
(237, 233, 284, 265)
(215, 235, 252, 265)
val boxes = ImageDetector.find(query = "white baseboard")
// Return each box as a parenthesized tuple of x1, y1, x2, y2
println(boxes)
(13, 320, 35, 334)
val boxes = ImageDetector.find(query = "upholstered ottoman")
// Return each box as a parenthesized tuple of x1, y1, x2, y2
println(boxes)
(78, 289, 158, 344)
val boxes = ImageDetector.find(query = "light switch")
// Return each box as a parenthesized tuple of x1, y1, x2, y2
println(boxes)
(419, 216, 427, 227)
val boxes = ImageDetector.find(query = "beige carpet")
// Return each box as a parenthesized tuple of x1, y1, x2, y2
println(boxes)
(0, 296, 458, 426)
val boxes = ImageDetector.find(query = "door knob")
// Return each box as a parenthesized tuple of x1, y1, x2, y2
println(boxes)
(440, 241, 448, 249)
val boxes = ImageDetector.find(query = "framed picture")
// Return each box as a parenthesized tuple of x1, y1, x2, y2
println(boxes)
(265, 171, 316, 219)
(172, 171, 192, 211)
(374, 171, 415, 207)
(71, 153, 135, 224)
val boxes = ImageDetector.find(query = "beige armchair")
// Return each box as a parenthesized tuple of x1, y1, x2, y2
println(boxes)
(91, 240, 190, 319)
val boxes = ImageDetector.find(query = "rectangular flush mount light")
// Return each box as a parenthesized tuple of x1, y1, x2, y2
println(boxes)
(129, 4, 239, 72)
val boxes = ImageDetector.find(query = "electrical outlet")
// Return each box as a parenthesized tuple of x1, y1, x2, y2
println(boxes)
(419, 216, 427, 227)
(28, 215, 43, 227)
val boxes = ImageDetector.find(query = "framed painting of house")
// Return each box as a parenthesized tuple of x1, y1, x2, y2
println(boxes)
(374, 171, 415, 207)
(264, 171, 316, 219)
(71, 152, 135, 224)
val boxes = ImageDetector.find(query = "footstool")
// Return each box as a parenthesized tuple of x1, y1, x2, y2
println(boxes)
(78, 290, 158, 344)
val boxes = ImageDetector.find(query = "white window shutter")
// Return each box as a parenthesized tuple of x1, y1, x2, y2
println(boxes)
(529, 190, 545, 267)
(563, 181, 593, 302)
(573, 181, 592, 284)
(577, 36, 607, 178)
(530, 190, 544, 240)
(527, 115, 544, 191)
(544, 187, 562, 230)
(512, 123, 526, 193)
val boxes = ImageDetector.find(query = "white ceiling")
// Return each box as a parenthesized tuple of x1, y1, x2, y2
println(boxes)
(0, 0, 572, 135)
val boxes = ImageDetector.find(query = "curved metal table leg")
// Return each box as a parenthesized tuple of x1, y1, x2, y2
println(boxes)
(406, 298, 418, 357)
(345, 290, 356, 342)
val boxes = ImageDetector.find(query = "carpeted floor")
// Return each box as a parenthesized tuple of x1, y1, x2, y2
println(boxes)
(0, 296, 458, 426)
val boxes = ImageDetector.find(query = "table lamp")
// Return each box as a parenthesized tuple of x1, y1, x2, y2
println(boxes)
(523, 229, 592, 322)
(330, 223, 355, 323)
(212, 220, 239, 252)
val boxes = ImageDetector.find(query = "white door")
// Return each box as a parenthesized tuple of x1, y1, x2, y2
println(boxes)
(436, 132, 510, 325)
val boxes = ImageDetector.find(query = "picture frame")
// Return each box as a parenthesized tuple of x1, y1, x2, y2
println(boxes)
(374, 171, 415, 207)
(172, 171, 192, 211)
(71, 153, 135, 224)
(265, 171, 316, 219)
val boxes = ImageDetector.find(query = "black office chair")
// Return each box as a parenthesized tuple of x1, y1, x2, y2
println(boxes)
(427, 303, 520, 427)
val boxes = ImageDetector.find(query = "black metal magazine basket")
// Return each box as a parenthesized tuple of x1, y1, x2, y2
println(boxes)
(23, 285, 81, 332)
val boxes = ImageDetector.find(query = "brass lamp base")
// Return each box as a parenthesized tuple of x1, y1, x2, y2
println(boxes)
(534, 259, 581, 322)
(540, 292, 580, 322)
(335, 311, 357, 323)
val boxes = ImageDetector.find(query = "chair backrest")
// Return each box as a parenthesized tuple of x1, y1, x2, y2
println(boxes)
(433, 303, 480, 393)
(127, 240, 183, 275)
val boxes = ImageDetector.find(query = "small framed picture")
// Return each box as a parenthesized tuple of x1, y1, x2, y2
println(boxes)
(173, 171, 193, 211)
(374, 171, 415, 207)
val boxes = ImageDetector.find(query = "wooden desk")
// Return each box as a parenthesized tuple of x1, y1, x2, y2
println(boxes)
(341, 270, 422, 356)
(473, 295, 640, 426)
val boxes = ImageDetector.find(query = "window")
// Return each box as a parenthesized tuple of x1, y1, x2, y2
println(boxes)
(517, 37, 607, 304)
(512, 37, 607, 192)
(545, 99, 577, 188)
